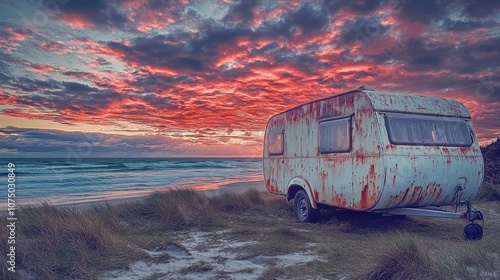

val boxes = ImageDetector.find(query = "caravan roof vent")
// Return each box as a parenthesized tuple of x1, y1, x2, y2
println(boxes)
(357, 85, 375, 91)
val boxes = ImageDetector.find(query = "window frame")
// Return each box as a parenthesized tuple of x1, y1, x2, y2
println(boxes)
(268, 129, 284, 155)
(319, 116, 352, 154)
(384, 113, 473, 147)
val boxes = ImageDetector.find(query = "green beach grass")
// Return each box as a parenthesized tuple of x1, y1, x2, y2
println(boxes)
(1, 186, 500, 279)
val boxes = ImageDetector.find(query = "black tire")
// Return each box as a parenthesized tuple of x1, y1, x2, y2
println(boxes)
(293, 190, 320, 223)
(464, 223, 483, 240)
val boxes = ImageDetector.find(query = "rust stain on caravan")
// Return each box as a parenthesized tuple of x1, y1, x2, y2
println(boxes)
(386, 181, 447, 208)
(332, 192, 346, 207)
(354, 164, 380, 209)
(313, 190, 319, 202)
(321, 172, 327, 201)
(266, 179, 279, 193)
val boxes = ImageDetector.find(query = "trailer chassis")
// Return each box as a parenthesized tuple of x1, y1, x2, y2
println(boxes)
(377, 200, 484, 240)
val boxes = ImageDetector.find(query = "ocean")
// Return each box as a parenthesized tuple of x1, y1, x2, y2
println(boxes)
(0, 158, 263, 207)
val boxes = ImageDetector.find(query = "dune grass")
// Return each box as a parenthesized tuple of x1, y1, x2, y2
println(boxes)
(134, 188, 264, 229)
(356, 233, 433, 280)
(1, 188, 500, 280)
(13, 202, 145, 280)
(476, 181, 500, 201)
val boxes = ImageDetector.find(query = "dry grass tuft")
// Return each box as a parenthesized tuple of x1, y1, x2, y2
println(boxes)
(139, 188, 214, 228)
(358, 233, 433, 280)
(12, 202, 145, 280)
(208, 188, 263, 212)
(138, 188, 264, 229)
(476, 181, 500, 201)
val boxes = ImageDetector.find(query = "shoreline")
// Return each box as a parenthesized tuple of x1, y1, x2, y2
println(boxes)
(0, 179, 265, 214)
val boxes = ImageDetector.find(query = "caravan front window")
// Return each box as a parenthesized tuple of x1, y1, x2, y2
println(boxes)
(385, 113, 472, 146)
(268, 130, 284, 155)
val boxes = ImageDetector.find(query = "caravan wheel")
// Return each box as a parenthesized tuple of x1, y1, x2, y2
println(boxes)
(293, 190, 320, 223)
(464, 223, 483, 240)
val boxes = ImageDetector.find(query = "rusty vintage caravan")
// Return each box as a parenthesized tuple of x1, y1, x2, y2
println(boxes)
(263, 86, 484, 239)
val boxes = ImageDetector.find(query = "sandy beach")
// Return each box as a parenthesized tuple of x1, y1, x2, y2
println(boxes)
(0, 180, 265, 214)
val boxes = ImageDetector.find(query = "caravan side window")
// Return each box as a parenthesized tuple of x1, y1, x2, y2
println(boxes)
(385, 113, 472, 146)
(268, 130, 284, 155)
(319, 118, 351, 153)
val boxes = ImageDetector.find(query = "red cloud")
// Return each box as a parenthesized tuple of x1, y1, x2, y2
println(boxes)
(29, 63, 65, 74)
(63, 14, 94, 29)
(1, 25, 30, 53)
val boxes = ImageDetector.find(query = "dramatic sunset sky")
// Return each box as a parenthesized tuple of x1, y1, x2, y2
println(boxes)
(0, 0, 499, 158)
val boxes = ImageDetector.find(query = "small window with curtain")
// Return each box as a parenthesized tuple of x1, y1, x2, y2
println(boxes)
(319, 118, 351, 153)
(268, 130, 284, 155)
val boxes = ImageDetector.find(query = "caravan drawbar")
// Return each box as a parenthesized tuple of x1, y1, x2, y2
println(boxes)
(263, 86, 484, 240)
